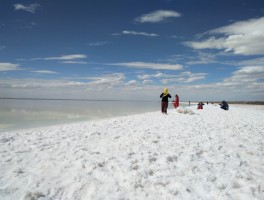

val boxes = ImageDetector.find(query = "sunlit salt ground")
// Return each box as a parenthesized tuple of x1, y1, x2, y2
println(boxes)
(0, 104, 263, 200)
(0, 99, 172, 132)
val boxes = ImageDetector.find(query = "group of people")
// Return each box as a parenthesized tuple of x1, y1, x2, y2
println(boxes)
(160, 88, 179, 114)
(160, 88, 229, 114)
(196, 101, 229, 110)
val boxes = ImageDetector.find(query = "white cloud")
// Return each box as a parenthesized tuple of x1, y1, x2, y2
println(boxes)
(185, 17, 264, 55)
(14, 3, 40, 13)
(1, 67, 263, 100)
(31, 70, 58, 74)
(153, 73, 163, 78)
(160, 71, 207, 84)
(137, 73, 173, 84)
(135, 10, 181, 23)
(61, 61, 88, 64)
(43, 54, 87, 60)
(180, 71, 207, 83)
(0, 73, 125, 90)
(122, 30, 159, 37)
(112, 62, 182, 70)
(223, 66, 264, 83)
(87, 73, 125, 89)
(187, 52, 217, 65)
(0, 63, 21, 71)
(237, 57, 264, 66)
(0, 78, 85, 88)
(126, 80, 138, 86)
(137, 73, 172, 81)
(137, 74, 152, 80)
(142, 80, 153, 84)
(185, 37, 226, 50)
(136, 71, 206, 85)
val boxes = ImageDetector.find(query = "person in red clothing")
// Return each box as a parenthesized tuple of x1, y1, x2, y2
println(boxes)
(197, 102, 204, 109)
(160, 88, 171, 114)
(173, 94, 179, 108)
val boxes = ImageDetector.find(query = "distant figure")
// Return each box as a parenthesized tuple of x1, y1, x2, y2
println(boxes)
(197, 102, 204, 109)
(189, 100, 190, 106)
(160, 88, 171, 114)
(220, 101, 229, 110)
(173, 94, 179, 108)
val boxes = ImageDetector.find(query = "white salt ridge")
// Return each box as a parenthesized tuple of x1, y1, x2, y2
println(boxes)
(0, 104, 263, 200)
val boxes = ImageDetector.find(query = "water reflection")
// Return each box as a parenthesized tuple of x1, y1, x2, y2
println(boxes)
(0, 99, 161, 132)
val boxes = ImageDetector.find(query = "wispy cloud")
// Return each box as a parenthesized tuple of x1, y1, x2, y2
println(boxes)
(87, 73, 125, 89)
(114, 30, 159, 37)
(135, 10, 181, 23)
(137, 71, 206, 84)
(137, 72, 173, 80)
(156, 71, 207, 84)
(111, 62, 182, 70)
(31, 70, 58, 74)
(178, 71, 207, 83)
(237, 57, 264, 66)
(44, 54, 87, 60)
(126, 80, 138, 86)
(187, 52, 217, 65)
(142, 79, 153, 84)
(0, 78, 86, 88)
(14, 3, 40, 13)
(61, 61, 88, 64)
(32, 54, 87, 61)
(0, 63, 21, 71)
(185, 17, 264, 55)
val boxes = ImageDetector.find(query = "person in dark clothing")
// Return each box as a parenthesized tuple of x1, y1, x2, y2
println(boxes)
(160, 88, 171, 114)
(220, 101, 229, 110)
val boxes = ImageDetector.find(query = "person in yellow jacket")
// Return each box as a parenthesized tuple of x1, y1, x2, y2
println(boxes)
(160, 88, 171, 114)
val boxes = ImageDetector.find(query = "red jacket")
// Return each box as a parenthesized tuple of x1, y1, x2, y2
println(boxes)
(174, 96, 179, 108)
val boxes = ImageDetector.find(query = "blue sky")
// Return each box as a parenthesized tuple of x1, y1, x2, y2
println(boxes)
(1, 0, 264, 101)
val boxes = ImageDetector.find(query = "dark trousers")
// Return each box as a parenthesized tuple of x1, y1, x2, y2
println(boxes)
(161, 102, 169, 113)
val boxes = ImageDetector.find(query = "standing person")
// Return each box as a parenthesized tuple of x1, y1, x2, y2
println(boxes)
(173, 94, 179, 108)
(160, 88, 171, 114)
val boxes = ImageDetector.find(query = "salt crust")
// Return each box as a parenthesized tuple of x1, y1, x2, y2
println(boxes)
(0, 104, 263, 200)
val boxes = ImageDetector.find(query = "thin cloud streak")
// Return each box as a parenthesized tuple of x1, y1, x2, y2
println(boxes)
(111, 62, 183, 70)
(32, 54, 87, 61)
(31, 70, 58, 74)
(119, 31, 159, 37)
(0, 63, 21, 71)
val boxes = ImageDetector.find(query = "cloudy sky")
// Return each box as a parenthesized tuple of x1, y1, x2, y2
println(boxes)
(1, 0, 264, 101)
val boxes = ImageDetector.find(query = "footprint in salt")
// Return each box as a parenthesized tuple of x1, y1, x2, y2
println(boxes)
(167, 155, 178, 162)
(149, 156, 157, 163)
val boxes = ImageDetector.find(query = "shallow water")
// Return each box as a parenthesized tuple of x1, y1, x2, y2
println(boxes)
(0, 99, 187, 132)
